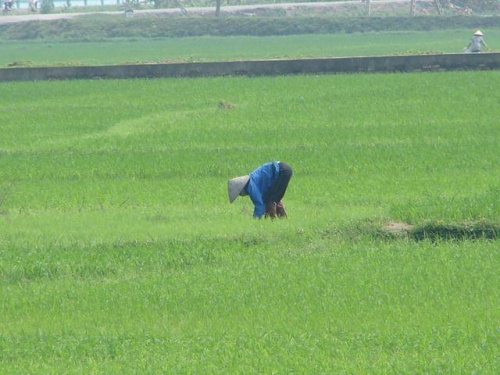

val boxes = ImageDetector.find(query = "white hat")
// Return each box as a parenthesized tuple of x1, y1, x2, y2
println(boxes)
(474, 30, 483, 36)
(228, 175, 249, 203)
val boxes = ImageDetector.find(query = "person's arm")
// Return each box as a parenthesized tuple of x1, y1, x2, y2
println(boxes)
(247, 192, 265, 218)
(252, 201, 266, 218)
(246, 179, 266, 218)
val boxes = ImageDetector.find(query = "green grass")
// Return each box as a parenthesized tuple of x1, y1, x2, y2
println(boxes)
(2, 239, 499, 373)
(0, 71, 499, 373)
(1, 29, 499, 67)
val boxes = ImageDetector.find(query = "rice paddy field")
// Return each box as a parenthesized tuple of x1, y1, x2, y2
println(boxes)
(0, 70, 499, 373)
(1, 28, 499, 67)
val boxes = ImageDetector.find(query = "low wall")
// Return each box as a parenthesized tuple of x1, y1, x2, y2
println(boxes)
(1, 53, 499, 81)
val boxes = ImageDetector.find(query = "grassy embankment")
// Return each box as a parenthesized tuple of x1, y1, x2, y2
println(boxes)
(0, 71, 499, 372)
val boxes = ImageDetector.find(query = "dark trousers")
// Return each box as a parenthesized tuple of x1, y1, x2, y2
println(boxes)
(264, 162, 292, 203)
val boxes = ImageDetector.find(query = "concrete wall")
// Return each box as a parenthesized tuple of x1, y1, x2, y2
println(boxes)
(0, 53, 499, 81)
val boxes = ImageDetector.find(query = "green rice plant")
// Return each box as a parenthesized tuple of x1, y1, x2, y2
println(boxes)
(0, 28, 498, 67)
(1, 237, 499, 373)
(1, 72, 499, 239)
(0, 71, 499, 373)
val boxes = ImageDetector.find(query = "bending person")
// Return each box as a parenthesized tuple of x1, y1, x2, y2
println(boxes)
(228, 161, 292, 219)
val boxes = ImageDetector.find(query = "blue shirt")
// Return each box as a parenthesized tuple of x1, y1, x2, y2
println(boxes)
(244, 161, 280, 218)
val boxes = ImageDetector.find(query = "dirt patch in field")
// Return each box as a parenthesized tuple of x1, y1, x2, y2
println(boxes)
(218, 100, 236, 110)
(383, 221, 414, 233)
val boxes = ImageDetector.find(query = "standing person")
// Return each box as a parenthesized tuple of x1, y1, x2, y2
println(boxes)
(228, 161, 293, 219)
(28, 0, 37, 12)
(466, 30, 488, 53)
(3, 0, 13, 12)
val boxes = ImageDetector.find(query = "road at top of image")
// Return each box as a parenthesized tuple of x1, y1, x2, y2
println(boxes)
(0, 0, 427, 25)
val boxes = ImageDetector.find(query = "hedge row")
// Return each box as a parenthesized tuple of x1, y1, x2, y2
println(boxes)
(1, 15, 499, 40)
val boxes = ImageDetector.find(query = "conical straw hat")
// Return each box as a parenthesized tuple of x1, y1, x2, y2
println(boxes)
(474, 30, 483, 36)
(228, 175, 249, 203)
